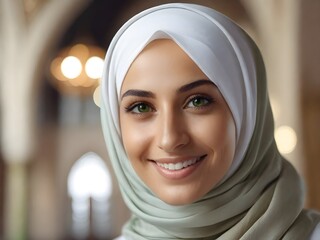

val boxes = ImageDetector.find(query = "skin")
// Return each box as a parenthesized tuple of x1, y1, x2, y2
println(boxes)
(119, 39, 236, 205)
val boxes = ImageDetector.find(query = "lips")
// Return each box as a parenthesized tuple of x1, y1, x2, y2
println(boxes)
(150, 155, 207, 180)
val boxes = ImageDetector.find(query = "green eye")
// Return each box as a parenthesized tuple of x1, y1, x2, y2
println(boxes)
(132, 103, 151, 113)
(187, 97, 210, 108)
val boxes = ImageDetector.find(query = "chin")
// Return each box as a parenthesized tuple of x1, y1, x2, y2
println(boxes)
(162, 198, 194, 206)
(157, 191, 202, 206)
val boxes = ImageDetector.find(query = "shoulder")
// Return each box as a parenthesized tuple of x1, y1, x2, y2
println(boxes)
(310, 222, 320, 240)
(114, 222, 320, 240)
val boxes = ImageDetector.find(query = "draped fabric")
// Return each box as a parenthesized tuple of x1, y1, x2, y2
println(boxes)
(100, 3, 320, 239)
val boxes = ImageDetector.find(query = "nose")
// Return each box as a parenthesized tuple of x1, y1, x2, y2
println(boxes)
(157, 109, 189, 152)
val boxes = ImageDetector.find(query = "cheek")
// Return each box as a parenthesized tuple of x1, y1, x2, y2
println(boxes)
(191, 114, 236, 152)
(195, 115, 236, 186)
(120, 117, 152, 160)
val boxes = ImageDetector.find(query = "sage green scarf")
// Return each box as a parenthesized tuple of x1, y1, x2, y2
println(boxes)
(100, 3, 320, 239)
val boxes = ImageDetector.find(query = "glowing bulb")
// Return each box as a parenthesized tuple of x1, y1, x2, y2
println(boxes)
(93, 86, 101, 107)
(85, 56, 104, 79)
(275, 126, 297, 154)
(61, 56, 82, 79)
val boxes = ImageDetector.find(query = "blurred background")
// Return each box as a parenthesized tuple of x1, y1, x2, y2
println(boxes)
(0, 0, 319, 239)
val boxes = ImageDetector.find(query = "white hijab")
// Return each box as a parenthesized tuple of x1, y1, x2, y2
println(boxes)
(101, 3, 320, 239)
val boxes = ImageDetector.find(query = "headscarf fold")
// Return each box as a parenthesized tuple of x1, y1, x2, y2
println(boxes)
(100, 3, 320, 239)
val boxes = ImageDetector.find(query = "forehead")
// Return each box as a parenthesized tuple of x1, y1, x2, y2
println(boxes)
(128, 39, 201, 72)
(120, 39, 210, 91)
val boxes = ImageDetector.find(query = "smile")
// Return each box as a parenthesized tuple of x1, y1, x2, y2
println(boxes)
(155, 155, 206, 171)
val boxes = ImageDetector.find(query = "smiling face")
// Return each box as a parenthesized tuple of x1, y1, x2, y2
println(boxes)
(119, 39, 236, 205)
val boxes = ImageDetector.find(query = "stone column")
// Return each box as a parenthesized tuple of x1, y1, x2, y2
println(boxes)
(299, 0, 320, 210)
(0, 0, 92, 238)
(242, 0, 303, 172)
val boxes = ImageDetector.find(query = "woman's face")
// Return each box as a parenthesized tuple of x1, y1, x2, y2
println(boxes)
(119, 39, 236, 205)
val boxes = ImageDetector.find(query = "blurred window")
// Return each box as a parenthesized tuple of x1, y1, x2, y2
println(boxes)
(68, 152, 112, 239)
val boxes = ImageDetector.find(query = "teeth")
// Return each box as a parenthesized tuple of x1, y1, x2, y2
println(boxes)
(156, 157, 201, 171)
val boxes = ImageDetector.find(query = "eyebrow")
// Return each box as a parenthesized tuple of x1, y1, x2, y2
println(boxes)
(177, 79, 216, 93)
(121, 79, 215, 100)
(121, 89, 155, 100)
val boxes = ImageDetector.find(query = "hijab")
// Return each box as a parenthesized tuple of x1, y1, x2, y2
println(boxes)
(100, 3, 320, 239)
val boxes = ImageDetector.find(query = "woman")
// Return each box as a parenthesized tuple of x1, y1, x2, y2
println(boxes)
(100, 3, 320, 239)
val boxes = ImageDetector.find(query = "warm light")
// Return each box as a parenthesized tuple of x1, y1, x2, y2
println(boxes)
(50, 44, 105, 95)
(70, 44, 89, 59)
(275, 125, 297, 154)
(85, 56, 104, 79)
(61, 56, 82, 79)
(93, 86, 101, 107)
(270, 98, 280, 122)
(50, 57, 65, 81)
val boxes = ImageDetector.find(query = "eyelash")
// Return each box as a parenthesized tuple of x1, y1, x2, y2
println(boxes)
(124, 94, 215, 115)
(124, 101, 155, 114)
(184, 94, 215, 109)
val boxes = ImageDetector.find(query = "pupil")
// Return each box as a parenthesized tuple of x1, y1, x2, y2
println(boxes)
(139, 104, 148, 112)
(194, 98, 202, 106)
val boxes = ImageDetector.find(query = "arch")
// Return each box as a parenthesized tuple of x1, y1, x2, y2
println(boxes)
(114, 0, 256, 39)
(68, 152, 113, 239)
